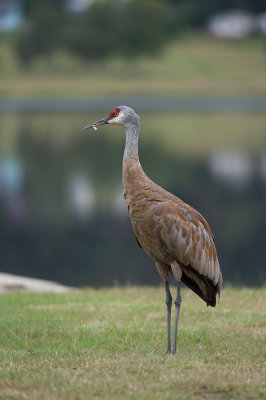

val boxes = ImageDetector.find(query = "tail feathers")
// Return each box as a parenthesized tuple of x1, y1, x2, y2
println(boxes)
(181, 266, 221, 307)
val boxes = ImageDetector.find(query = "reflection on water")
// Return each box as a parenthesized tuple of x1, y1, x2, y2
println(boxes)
(0, 156, 26, 227)
(0, 111, 265, 287)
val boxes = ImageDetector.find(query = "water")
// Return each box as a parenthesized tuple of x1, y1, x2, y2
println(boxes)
(0, 111, 265, 287)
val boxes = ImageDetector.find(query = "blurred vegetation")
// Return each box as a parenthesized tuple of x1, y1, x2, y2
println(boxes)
(16, 0, 171, 62)
(5, 0, 266, 63)
(1, 0, 265, 96)
(1, 35, 266, 96)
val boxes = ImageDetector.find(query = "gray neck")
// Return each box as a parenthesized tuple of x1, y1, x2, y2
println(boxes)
(123, 123, 140, 163)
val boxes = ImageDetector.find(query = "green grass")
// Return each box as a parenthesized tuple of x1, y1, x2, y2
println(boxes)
(0, 35, 266, 96)
(0, 287, 265, 399)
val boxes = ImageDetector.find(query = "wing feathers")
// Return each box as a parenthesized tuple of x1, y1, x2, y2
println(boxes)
(157, 200, 221, 288)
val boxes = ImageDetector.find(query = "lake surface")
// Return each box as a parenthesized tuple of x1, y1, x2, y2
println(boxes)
(0, 110, 265, 286)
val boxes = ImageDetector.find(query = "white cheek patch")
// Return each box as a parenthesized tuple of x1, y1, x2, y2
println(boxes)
(109, 117, 120, 125)
(93, 126, 97, 131)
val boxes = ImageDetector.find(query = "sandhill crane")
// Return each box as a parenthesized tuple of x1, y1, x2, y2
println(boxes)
(85, 106, 222, 354)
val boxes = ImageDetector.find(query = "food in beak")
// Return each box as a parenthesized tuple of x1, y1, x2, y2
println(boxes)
(84, 116, 109, 130)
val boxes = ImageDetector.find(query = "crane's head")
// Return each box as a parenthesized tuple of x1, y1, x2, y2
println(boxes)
(84, 106, 140, 131)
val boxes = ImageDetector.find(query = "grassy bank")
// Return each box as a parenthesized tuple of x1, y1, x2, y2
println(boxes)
(0, 35, 266, 96)
(0, 287, 265, 399)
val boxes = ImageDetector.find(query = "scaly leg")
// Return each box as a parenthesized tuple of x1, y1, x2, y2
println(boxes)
(165, 280, 172, 354)
(172, 281, 182, 355)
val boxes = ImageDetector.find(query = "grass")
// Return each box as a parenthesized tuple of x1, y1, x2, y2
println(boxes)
(0, 35, 266, 96)
(0, 287, 265, 399)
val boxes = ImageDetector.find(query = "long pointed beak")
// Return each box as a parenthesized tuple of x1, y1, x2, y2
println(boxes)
(84, 116, 109, 130)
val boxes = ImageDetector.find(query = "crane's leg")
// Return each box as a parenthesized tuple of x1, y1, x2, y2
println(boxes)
(172, 281, 182, 355)
(165, 280, 172, 354)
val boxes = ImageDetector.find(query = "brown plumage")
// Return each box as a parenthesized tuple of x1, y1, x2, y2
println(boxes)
(123, 159, 222, 307)
(85, 105, 222, 354)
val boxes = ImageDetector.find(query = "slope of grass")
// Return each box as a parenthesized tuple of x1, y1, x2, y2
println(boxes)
(0, 287, 265, 399)
(0, 35, 266, 96)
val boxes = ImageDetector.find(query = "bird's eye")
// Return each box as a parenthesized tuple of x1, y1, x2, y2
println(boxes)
(110, 108, 120, 119)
